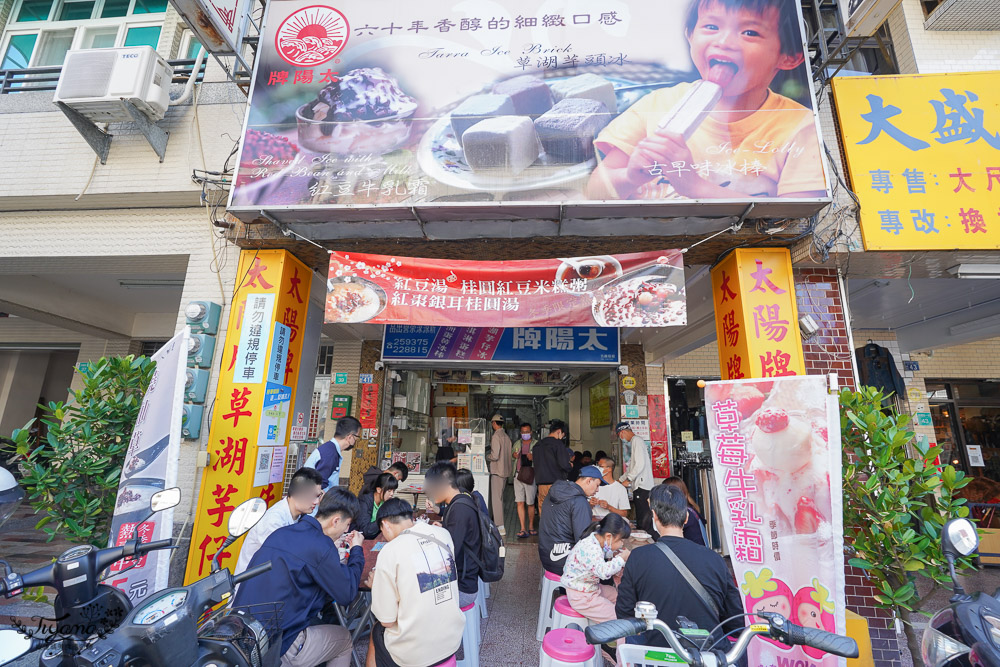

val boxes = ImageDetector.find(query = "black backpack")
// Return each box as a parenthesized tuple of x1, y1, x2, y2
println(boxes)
(451, 494, 505, 583)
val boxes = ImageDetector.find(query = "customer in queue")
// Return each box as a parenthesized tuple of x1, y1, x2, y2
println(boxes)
(367, 498, 465, 667)
(533, 419, 573, 512)
(425, 461, 482, 609)
(355, 472, 399, 539)
(538, 464, 606, 575)
(234, 487, 364, 667)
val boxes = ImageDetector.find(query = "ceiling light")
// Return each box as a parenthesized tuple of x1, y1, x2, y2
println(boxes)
(947, 264, 1000, 279)
(118, 279, 185, 289)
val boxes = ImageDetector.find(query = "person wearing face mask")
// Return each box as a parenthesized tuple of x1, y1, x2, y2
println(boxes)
(513, 423, 537, 539)
(616, 421, 654, 534)
(560, 513, 632, 626)
(305, 416, 362, 491)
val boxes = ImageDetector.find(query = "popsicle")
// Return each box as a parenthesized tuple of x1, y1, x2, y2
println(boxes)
(656, 62, 736, 140)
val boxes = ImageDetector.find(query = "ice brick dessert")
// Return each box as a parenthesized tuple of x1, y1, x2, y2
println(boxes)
(593, 277, 686, 326)
(548, 73, 618, 115)
(492, 75, 553, 116)
(656, 64, 735, 139)
(450, 94, 516, 141)
(534, 98, 612, 163)
(462, 116, 540, 174)
(297, 67, 417, 154)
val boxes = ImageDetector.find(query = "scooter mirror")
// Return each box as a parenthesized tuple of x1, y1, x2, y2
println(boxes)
(0, 629, 33, 662)
(943, 518, 979, 558)
(150, 487, 181, 513)
(228, 497, 267, 538)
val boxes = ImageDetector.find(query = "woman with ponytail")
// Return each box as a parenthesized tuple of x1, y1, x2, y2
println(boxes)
(560, 513, 632, 624)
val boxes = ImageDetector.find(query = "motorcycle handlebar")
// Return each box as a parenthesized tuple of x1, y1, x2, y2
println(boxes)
(584, 618, 648, 645)
(232, 561, 272, 586)
(778, 622, 859, 659)
(136, 539, 173, 554)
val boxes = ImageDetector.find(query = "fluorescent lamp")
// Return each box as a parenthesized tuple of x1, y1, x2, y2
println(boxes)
(118, 279, 185, 289)
(947, 264, 1000, 280)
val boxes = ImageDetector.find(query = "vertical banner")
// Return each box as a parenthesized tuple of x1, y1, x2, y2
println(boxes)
(647, 394, 670, 478)
(711, 248, 806, 380)
(705, 375, 845, 667)
(184, 250, 313, 584)
(107, 328, 187, 604)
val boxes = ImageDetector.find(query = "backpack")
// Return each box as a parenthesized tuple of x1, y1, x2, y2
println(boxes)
(451, 493, 505, 583)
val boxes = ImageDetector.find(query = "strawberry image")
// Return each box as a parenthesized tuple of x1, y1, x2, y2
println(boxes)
(730, 384, 766, 419)
(741, 569, 793, 650)
(794, 496, 823, 534)
(755, 408, 789, 433)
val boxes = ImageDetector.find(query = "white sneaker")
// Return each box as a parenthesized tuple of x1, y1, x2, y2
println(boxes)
(498, 526, 506, 536)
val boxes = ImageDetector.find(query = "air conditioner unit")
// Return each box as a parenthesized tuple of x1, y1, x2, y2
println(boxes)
(53, 46, 172, 123)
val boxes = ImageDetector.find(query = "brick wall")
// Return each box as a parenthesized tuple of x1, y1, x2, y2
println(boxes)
(795, 267, 902, 667)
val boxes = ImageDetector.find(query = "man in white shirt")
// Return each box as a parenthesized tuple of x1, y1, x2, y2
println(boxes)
(368, 497, 465, 667)
(234, 467, 324, 575)
(304, 416, 361, 491)
(590, 455, 630, 519)
(617, 421, 654, 533)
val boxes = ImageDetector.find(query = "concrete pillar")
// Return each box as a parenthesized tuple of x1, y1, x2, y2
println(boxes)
(326, 340, 363, 485)
(0, 351, 49, 436)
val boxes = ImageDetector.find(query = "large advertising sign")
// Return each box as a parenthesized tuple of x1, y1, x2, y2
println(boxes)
(228, 0, 829, 220)
(706, 375, 845, 667)
(382, 325, 620, 364)
(327, 249, 685, 327)
(833, 72, 1000, 251)
(107, 329, 187, 604)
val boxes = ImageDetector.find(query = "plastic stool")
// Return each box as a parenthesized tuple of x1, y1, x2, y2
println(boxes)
(536, 570, 564, 641)
(457, 601, 480, 667)
(552, 595, 590, 632)
(436, 657, 457, 667)
(539, 628, 601, 667)
(476, 578, 488, 619)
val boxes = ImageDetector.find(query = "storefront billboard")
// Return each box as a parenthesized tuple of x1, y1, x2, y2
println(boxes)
(382, 325, 620, 364)
(706, 374, 845, 667)
(228, 0, 830, 222)
(832, 71, 1000, 251)
(327, 249, 685, 327)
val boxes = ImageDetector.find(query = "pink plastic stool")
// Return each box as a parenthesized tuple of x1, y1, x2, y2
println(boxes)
(551, 595, 589, 632)
(537, 570, 565, 640)
(539, 628, 601, 667)
(544, 570, 561, 582)
(457, 600, 480, 667)
(435, 658, 457, 667)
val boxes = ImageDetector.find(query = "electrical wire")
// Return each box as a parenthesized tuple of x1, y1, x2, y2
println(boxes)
(703, 613, 759, 652)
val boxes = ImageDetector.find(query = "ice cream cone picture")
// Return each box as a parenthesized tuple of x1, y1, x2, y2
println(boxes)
(793, 579, 837, 659)
(741, 569, 793, 650)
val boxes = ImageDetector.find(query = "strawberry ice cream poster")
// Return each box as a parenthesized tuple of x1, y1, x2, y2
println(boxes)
(705, 375, 845, 667)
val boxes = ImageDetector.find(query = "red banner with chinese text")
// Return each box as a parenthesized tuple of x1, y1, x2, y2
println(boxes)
(711, 248, 805, 380)
(183, 249, 313, 584)
(706, 375, 845, 667)
(326, 250, 685, 327)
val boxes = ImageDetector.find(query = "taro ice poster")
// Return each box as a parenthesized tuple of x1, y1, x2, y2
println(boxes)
(326, 249, 685, 327)
(229, 0, 828, 212)
(706, 375, 846, 667)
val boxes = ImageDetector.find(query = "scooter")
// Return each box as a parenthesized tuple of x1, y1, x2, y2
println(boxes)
(67, 497, 280, 667)
(0, 486, 181, 667)
(585, 601, 859, 667)
(921, 517, 1000, 667)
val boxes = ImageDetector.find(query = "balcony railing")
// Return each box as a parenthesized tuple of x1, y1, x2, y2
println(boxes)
(0, 58, 207, 96)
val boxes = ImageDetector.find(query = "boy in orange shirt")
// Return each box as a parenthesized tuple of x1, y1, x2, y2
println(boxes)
(586, 0, 826, 201)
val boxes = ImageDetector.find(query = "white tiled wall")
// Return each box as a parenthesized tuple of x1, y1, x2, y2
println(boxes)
(887, 0, 1000, 74)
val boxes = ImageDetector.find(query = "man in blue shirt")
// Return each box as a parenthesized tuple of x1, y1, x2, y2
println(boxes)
(305, 416, 362, 491)
(234, 486, 364, 666)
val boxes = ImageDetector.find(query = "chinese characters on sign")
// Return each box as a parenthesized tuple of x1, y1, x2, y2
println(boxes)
(184, 250, 313, 584)
(329, 250, 685, 327)
(832, 72, 1000, 251)
(382, 325, 620, 364)
(706, 376, 846, 667)
(711, 248, 805, 380)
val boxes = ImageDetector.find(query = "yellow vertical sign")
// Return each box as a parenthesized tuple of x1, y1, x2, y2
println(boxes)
(711, 248, 805, 380)
(184, 249, 313, 584)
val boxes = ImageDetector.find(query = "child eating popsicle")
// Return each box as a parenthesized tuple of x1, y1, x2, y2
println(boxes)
(586, 0, 826, 201)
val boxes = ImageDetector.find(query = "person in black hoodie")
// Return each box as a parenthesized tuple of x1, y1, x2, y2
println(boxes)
(355, 472, 398, 539)
(425, 461, 482, 609)
(361, 461, 409, 495)
(533, 419, 573, 513)
(538, 465, 606, 575)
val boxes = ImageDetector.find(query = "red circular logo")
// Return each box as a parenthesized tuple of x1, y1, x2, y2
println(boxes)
(275, 5, 350, 68)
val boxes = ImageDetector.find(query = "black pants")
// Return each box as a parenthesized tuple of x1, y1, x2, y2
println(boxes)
(633, 488, 653, 534)
(372, 623, 455, 667)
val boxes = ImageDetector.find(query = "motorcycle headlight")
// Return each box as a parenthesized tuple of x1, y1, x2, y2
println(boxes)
(922, 626, 970, 667)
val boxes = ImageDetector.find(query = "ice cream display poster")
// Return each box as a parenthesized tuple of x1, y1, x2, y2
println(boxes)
(706, 375, 846, 667)
(228, 0, 829, 214)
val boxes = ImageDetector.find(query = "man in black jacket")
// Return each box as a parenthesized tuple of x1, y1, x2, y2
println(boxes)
(532, 419, 573, 512)
(538, 465, 605, 574)
(425, 461, 482, 608)
(616, 484, 743, 646)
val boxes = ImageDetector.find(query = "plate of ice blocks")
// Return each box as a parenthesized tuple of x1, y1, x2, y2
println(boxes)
(416, 73, 638, 192)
